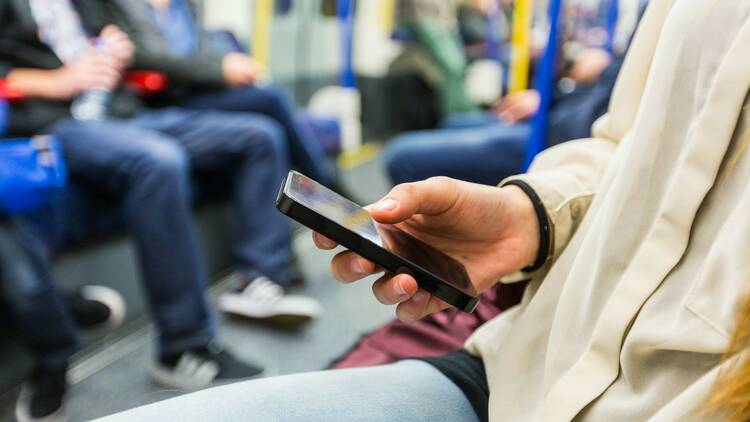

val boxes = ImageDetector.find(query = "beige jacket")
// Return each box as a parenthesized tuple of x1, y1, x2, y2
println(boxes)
(466, 0, 750, 420)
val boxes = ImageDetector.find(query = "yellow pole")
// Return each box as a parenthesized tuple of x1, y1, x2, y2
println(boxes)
(379, 0, 396, 33)
(252, 0, 274, 67)
(509, 0, 534, 93)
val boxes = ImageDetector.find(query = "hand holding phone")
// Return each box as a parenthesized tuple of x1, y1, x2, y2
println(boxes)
(278, 172, 541, 321)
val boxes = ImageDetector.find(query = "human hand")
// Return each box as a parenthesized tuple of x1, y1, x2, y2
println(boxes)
(568, 48, 611, 83)
(494, 90, 541, 124)
(99, 25, 135, 70)
(47, 48, 121, 99)
(313, 177, 540, 322)
(221, 52, 265, 86)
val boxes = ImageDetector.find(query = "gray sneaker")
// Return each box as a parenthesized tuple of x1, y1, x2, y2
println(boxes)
(218, 276, 322, 324)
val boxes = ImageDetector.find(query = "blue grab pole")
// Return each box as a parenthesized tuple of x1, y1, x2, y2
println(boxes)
(0, 100, 8, 137)
(522, 0, 563, 171)
(337, 0, 356, 88)
(484, 0, 502, 62)
(604, 0, 619, 52)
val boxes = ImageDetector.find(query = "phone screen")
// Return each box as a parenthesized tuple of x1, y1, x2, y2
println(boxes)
(286, 172, 476, 295)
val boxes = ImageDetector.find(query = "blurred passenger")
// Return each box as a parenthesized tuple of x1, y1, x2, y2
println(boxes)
(385, 0, 639, 186)
(385, 46, 621, 185)
(73, 0, 325, 321)
(97, 1, 750, 420)
(395, 0, 479, 118)
(0, 218, 125, 422)
(0, 0, 303, 397)
(73, 0, 336, 188)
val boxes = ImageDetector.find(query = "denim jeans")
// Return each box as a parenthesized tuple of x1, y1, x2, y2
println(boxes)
(50, 107, 293, 355)
(0, 219, 78, 370)
(384, 113, 530, 186)
(96, 360, 479, 422)
(178, 83, 335, 186)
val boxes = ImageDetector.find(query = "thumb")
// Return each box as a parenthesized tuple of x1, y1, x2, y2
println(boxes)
(369, 177, 461, 224)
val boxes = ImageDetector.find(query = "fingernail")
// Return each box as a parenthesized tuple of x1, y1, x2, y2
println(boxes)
(395, 279, 408, 297)
(351, 257, 366, 275)
(375, 198, 398, 212)
(412, 290, 429, 304)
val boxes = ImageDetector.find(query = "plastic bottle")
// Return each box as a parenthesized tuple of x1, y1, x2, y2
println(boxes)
(71, 39, 111, 121)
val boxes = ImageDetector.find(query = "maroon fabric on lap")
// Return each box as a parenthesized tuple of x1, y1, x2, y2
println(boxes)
(331, 282, 527, 369)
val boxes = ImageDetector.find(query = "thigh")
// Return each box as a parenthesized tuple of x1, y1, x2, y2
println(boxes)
(385, 123, 530, 185)
(97, 360, 479, 422)
(440, 112, 499, 129)
(130, 108, 286, 168)
(179, 83, 289, 113)
(50, 118, 186, 189)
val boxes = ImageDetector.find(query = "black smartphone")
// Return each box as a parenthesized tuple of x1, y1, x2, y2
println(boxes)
(276, 171, 479, 312)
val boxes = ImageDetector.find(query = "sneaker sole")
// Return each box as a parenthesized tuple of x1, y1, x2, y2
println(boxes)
(148, 364, 265, 393)
(218, 296, 321, 326)
(80, 285, 127, 331)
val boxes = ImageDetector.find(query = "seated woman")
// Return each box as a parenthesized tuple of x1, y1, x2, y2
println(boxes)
(97, 1, 750, 421)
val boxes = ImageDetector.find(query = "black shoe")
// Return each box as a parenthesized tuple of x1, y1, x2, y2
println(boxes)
(15, 366, 67, 422)
(64, 286, 126, 330)
(150, 343, 264, 391)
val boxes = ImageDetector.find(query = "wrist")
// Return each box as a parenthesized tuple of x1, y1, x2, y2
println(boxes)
(501, 181, 550, 272)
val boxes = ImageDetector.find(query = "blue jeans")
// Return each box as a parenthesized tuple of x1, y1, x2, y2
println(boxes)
(96, 360, 479, 422)
(179, 83, 335, 186)
(384, 113, 530, 186)
(0, 219, 78, 370)
(51, 108, 293, 355)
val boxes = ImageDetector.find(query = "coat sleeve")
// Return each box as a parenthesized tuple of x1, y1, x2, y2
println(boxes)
(499, 0, 675, 282)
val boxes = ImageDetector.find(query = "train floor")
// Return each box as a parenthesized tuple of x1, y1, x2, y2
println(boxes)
(0, 151, 395, 421)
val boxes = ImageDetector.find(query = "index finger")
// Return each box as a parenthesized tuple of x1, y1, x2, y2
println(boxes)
(312, 232, 338, 249)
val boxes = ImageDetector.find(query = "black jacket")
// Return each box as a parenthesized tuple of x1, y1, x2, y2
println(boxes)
(0, 0, 142, 136)
(73, 0, 226, 101)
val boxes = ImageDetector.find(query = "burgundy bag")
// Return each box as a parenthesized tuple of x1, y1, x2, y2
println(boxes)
(331, 281, 527, 369)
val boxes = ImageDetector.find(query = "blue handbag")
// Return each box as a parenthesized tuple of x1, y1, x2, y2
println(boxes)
(0, 135, 67, 214)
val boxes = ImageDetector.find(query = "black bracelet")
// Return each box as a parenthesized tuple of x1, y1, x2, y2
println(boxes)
(502, 180, 550, 272)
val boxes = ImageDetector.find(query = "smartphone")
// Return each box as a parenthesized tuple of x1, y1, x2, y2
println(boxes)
(276, 171, 479, 312)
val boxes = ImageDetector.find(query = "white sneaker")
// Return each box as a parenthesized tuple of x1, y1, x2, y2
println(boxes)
(218, 276, 321, 324)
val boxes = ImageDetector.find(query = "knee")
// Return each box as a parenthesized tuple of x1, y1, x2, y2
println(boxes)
(384, 136, 420, 185)
(259, 82, 289, 105)
(133, 142, 189, 180)
(246, 118, 288, 159)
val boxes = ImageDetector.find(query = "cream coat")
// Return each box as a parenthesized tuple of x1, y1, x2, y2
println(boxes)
(465, 0, 750, 420)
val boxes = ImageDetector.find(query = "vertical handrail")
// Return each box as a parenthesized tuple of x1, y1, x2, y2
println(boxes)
(337, 0, 356, 88)
(522, 0, 563, 170)
(508, 0, 534, 93)
(252, 0, 275, 67)
(604, 0, 619, 52)
(485, 0, 502, 62)
(379, 0, 395, 34)
(0, 99, 8, 137)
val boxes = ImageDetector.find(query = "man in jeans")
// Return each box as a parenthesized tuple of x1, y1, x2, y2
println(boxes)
(74, 0, 336, 188)
(72, 0, 326, 321)
(0, 0, 310, 420)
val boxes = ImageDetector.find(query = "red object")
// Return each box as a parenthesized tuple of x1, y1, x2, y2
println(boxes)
(0, 79, 25, 102)
(330, 281, 527, 369)
(124, 71, 168, 96)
